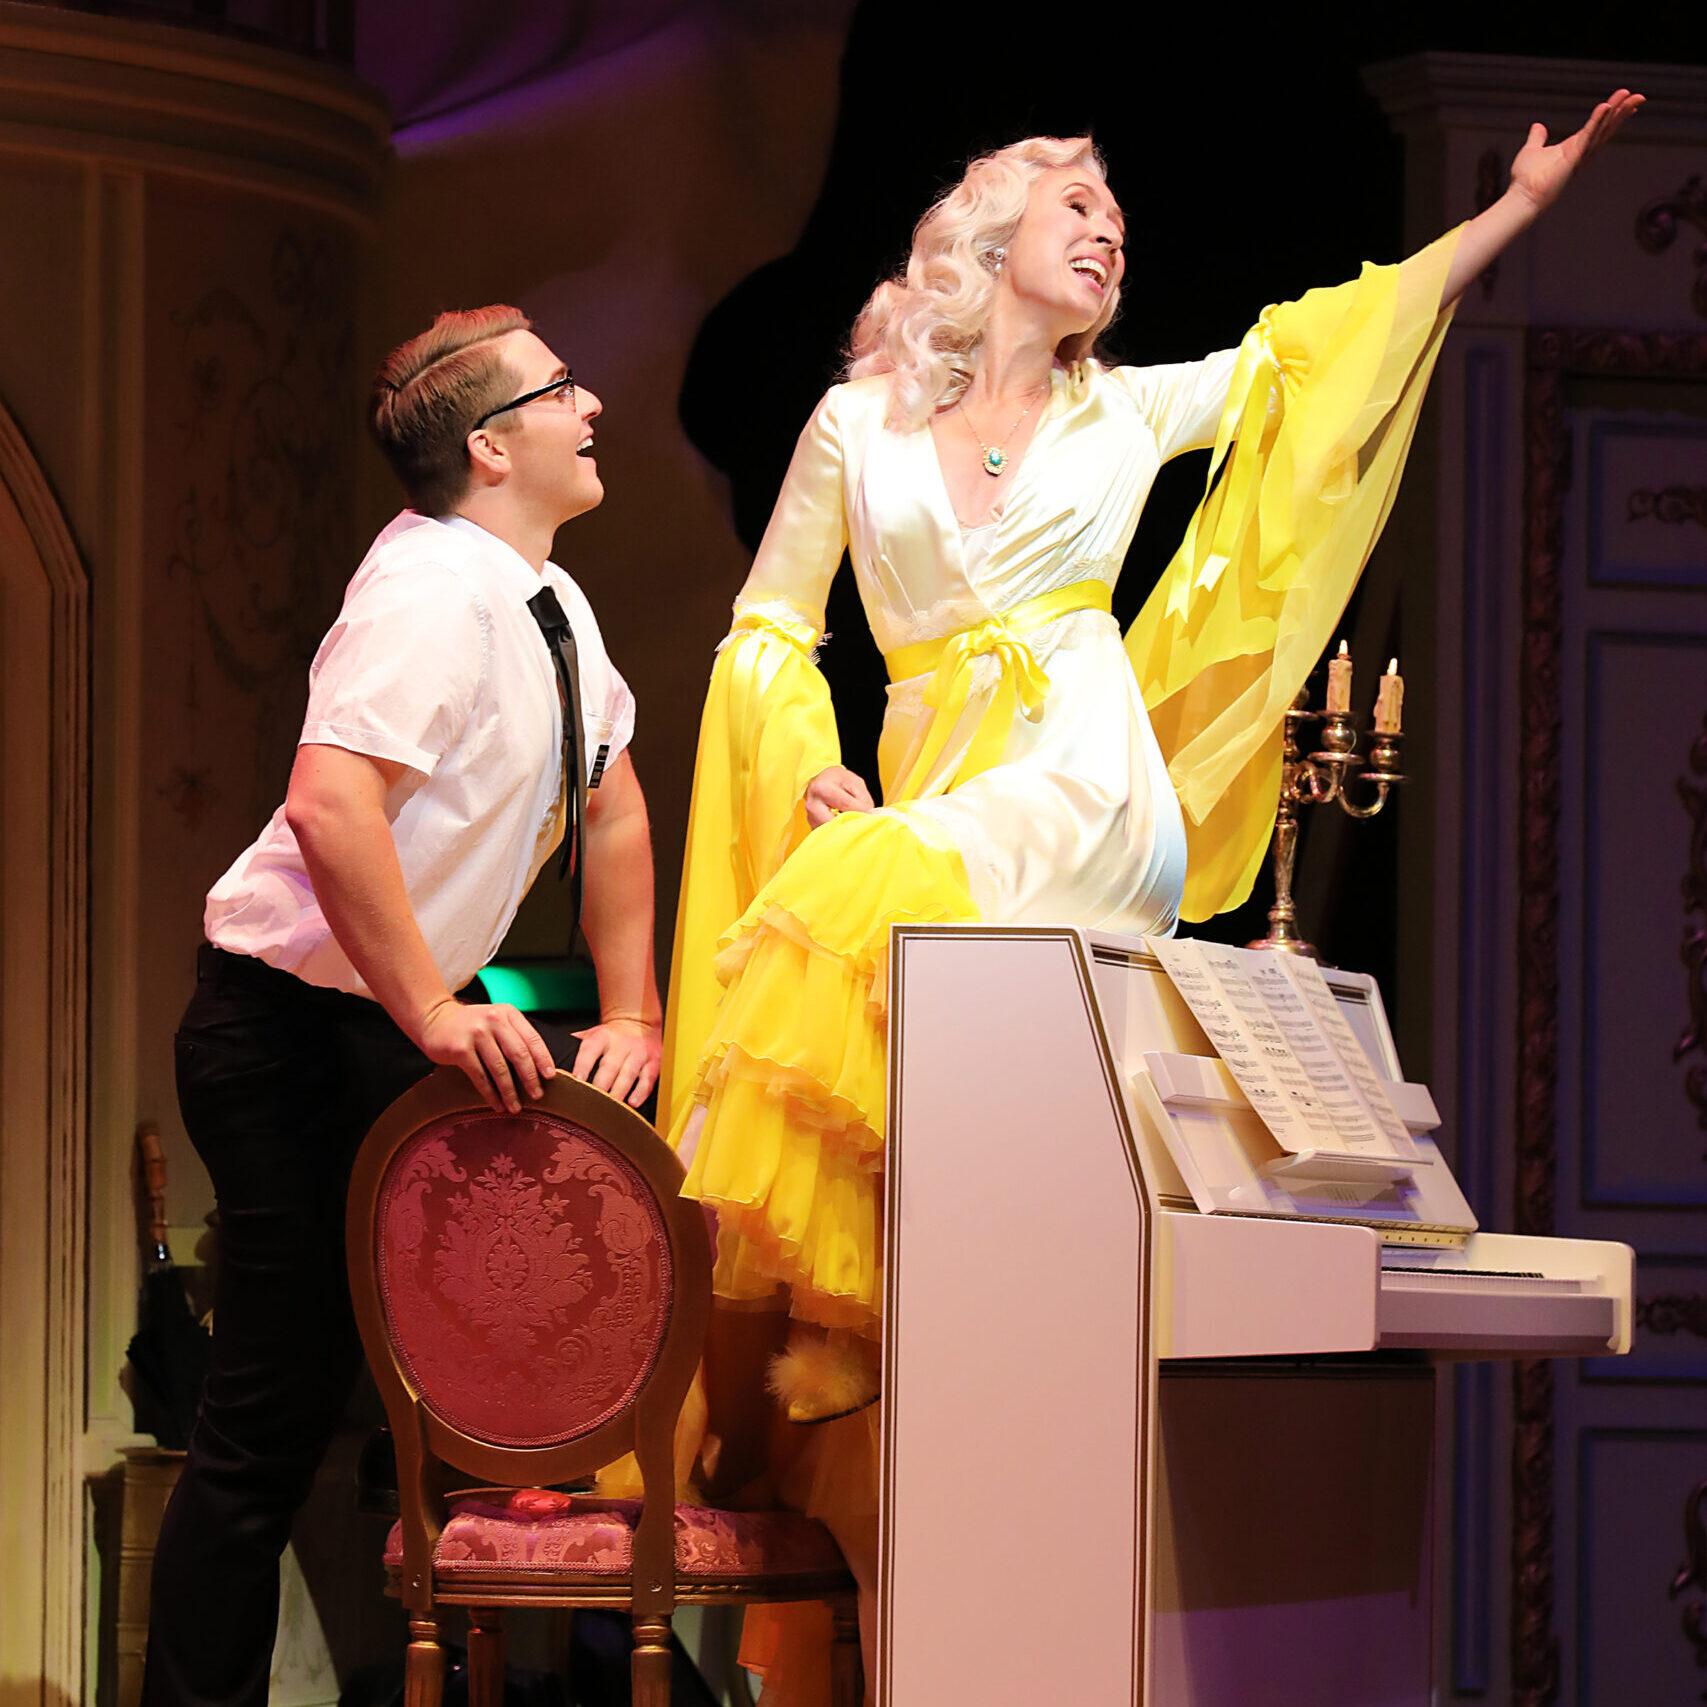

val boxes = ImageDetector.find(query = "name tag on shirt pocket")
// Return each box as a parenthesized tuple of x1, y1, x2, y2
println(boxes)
(585, 715, 615, 789)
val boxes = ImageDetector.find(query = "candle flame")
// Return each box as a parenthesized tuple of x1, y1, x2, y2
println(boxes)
(1386, 658, 1398, 674)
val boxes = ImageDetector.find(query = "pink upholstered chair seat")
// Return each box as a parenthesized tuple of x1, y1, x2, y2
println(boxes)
(383, 1489, 848, 1582)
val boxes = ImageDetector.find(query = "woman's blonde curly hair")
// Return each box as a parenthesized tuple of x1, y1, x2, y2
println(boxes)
(847, 136, 1120, 428)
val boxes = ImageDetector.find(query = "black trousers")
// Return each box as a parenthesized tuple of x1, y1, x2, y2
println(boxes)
(141, 945, 438, 1707)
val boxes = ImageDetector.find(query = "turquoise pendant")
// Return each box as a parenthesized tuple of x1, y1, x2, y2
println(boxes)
(981, 447, 1005, 476)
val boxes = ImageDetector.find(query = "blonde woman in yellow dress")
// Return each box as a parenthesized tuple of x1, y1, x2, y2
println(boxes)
(661, 93, 1638, 1701)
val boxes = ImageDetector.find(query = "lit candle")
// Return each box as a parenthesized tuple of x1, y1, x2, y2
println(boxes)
(1374, 657, 1404, 734)
(1326, 639, 1353, 714)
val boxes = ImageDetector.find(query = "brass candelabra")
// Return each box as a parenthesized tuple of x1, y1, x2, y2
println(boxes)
(1248, 653, 1406, 958)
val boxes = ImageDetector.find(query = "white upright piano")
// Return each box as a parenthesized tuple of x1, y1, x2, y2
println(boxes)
(878, 926, 1631, 1707)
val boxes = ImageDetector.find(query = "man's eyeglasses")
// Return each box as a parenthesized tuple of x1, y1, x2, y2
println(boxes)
(472, 370, 576, 431)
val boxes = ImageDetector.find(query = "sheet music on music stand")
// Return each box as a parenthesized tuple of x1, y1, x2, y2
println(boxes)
(1114, 937, 1471, 1235)
(1146, 939, 1418, 1165)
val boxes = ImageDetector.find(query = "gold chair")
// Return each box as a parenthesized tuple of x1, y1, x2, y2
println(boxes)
(346, 1067, 861, 1707)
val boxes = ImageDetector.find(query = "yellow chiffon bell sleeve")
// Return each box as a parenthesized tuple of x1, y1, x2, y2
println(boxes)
(1126, 227, 1461, 920)
(661, 384, 977, 1332)
(660, 391, 849, 1133)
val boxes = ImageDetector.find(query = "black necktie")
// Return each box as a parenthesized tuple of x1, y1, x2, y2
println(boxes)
(526, 586, 587, 943)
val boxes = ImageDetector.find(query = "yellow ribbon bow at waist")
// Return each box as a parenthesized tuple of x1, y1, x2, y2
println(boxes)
(882, 579, 1112, 799)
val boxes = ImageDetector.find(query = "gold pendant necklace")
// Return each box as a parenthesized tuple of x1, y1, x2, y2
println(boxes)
(958, 384, 1047, 477)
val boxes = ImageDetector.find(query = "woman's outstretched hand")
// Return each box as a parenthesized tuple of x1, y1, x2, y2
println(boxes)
(1510, 88, 1645, 215)
(1442, 88, 1643, 304)
(804, 765, 876, 828)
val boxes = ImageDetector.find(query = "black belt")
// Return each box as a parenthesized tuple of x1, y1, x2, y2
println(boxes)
(196, 944, 487, 1007)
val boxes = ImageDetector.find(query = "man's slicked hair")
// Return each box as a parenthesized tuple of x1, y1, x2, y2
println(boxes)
(369, 306, 532, 516)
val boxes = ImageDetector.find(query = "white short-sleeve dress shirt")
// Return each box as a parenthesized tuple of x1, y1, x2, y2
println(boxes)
(205, 512, 635, 997)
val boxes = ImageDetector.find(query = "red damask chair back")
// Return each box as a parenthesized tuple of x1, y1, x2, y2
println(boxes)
(346, 1068, 710, 1640)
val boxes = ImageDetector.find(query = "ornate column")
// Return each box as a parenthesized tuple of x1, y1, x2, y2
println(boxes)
(0, 8, 386, 1699)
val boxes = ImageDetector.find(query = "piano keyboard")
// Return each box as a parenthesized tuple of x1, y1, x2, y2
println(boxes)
(1377, 1263, 1616, 1353)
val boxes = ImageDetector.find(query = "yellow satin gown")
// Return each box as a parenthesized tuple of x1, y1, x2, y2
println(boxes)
(663, 227, 1458, 1335)
(657, 229, 1459, 1706)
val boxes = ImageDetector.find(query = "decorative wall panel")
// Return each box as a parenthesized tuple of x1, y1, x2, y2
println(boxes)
(1587, 420, 1707, 587)
(1582, 633, 1707, 1205)
(140, 181, 361, 1207)
(1576, 1429, 1707, 1704)
(1519, 327, 1707, 1707)
(1585, 1255, 1707, 1383)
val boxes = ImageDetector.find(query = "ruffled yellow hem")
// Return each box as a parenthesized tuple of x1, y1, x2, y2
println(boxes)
(669, 810, 976, 1334)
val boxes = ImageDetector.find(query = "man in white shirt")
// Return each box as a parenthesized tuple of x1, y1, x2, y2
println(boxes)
(142, 306, 662, 1707)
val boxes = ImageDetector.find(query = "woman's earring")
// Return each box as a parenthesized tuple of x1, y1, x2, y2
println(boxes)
(990, 246, 1006, 275)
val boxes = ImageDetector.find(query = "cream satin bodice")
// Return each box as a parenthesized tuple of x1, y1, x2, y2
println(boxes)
(726, 354, 1239, 937)
(736, 356, 1238, 654)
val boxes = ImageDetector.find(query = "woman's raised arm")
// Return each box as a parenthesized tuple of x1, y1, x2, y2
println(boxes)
(1440, 88, 1644, 305)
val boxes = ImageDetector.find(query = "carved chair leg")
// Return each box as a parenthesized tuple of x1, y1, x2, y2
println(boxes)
(404, 1612, 446, 1707)
(831, 1595, 866, 1707)
(631, 1613, 673, 1707)
(467, 1607, 505, 1707)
